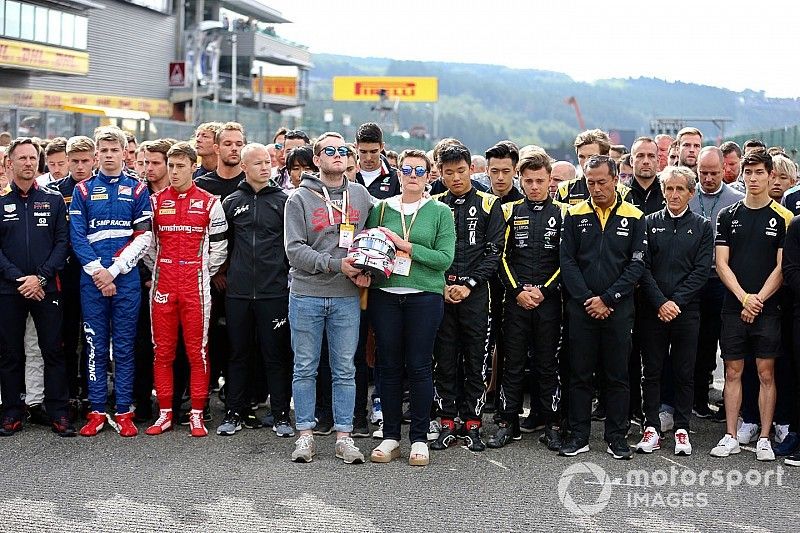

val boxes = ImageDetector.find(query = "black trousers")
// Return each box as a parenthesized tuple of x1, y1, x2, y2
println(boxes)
(433, 283, 491, 422)
(0, 293, 69, 420)
(640, 304, 700, 432)
(488, 277, 506, 408)
(60, 258, 84, 399)
(629, 290, 645, 417)
(225, 297, 292, 417)
(499, 298, 561, 424)
(567, 297, 634, 442)
(694, 277, 725, 406)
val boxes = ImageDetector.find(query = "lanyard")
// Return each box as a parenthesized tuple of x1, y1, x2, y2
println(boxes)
(697, 191, 720, 221)
(400, 200, 422, 241)
(312, 186, 349, 225)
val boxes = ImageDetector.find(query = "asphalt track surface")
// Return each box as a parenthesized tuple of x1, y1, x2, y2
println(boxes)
(1, 381, 798, 532)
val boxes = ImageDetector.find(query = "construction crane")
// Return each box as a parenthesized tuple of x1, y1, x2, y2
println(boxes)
(565, 96, 585, 130)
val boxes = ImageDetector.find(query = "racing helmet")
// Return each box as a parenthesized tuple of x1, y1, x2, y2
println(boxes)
(347, 228, 397, 279)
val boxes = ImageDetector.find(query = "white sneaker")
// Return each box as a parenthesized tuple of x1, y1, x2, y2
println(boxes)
(635, 426, 661, 453)
(427, 419, 441, 441)
(674, 429, 692, 456)
(710, 434, 741, 457)
(370, 397, 383, 425)
(372, 420, 384, 439)
(335, 436, 365, 464)
(737, 422, 759, 444)
(659, 410, 674, 433)
(291, 434, 316, 463)
(756, 437, 775, 461)
(775, 424, 790, 444)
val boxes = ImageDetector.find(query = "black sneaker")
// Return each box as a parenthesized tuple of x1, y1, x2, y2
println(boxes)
(785, 450, 800, 467)
(539, 425, 563, 451)
(591, 402, 607, 421)
(243, 411, 263, 429)
(710, 407, 727, 424)
(216, 411, 243, 436)
(607, 438, 633, 460)
(0, 416, 22, 437)
(27, 404, 50, 426)
(692, 403, 713, 418)
(351, 416, 370, 438)
(313, 417, 333, 436)
(463, 426, 486, 452)
(487, 422, 521, 448)
(430, 425, 458, 450)
(520, 413, 545, 433)
(133, 402, 153, 423)
(559, 436, 590, 456)
(51, 416, 77, 437)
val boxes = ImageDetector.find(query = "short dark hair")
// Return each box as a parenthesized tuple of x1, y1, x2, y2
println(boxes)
(6, 137, 40, 159)
(584, 154, 618, 178)
(284, 129, 310, 144)
(743, 138, 766, 151)
(355, 122, 383, 144)
(741, 150, 773, 174)
(44, 137, 68, 156)
(610, 144, 628, 155)
(619, 153, 632, 167)
(437, 144, 471, 169)
(719, 141, 742, 158)
(485, 140, 519, 168)
(286, 145, 317, 172)
(517, 151, 552, 175)
(272, 127, 288, 143)
(399, 149, 431, 172)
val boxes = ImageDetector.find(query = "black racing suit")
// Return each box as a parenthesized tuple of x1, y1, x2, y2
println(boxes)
(556, 176, 630, 206)
(432, 187, 505, 422)
(498, 197, 565, 425)
(46, 175, 85, 399)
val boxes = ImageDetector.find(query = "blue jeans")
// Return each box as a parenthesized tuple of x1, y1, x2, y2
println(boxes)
(369, 290, 443, 443)
(289, 294, 360, 432)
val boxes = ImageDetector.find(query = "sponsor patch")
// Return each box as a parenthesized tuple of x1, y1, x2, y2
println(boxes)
(3, 204, 15, 213)
(91, 194, 108, 201)
(154, 291, 169, 304)
(118, 185, 132, 196)
(33, 202, 50, 210)
(159, 208, 176, 215)
(190, 199, 204, 210)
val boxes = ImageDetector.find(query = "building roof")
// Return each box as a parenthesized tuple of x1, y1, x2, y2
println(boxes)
(220, 0, 290, 23)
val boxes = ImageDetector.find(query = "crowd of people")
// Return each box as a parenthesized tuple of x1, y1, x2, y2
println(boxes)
(2, 120, 800, 468)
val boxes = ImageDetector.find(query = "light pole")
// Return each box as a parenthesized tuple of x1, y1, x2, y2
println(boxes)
(231, 32, 238, 108)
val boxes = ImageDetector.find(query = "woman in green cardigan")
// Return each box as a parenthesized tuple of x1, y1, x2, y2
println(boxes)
(365, 149, 455, 466)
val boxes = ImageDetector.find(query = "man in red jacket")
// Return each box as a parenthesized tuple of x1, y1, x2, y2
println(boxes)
(145, 142, 228, 437)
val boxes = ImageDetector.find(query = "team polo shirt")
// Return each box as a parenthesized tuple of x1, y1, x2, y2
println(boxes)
(715, 199, 793, 314)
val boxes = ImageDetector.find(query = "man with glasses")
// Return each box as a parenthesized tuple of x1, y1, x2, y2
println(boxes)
(284, 131, 374, 464)
(559, 155, 647, 460)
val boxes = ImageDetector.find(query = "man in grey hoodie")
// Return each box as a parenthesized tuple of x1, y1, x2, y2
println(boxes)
(284, 131, 374, 464)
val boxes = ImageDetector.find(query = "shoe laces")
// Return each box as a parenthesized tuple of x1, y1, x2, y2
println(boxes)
(189, 411, 204, 430)
(296, 434, 314, 449)
(337, 436, 357, 450)
(643, 429, 657, 442)
(154, 411, 171, 426)
(757, 438, 772, 451)
(676, 431, 688, 445)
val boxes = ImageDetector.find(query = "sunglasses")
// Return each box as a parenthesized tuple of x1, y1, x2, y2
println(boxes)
(320, 146, 349, 157)
(401, 165, 427, 177)
(274, 143, 284, 150)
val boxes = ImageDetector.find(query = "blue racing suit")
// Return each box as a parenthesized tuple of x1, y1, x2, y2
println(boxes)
(69, 172, 152, 413)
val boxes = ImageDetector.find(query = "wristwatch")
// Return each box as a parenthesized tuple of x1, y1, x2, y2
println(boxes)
(37, 275, 47, 288)
(465, 278, 478, 290)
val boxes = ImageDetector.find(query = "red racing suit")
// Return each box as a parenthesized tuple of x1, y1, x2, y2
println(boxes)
(149, 184, 227, 411)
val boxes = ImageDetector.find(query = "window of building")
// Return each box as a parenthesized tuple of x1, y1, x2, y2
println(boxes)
(61, 12, 75, 48)
(20, 3, 35, 40)
(47, 8, 61, 45)
(5, 1, 22, 38)
(74, 16, 88, 49)
(35, 6, 48, 42)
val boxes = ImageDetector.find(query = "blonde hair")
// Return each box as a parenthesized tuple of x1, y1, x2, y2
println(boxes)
(66, 136, 95, 155)
(215, 122, 246, 144)
(93, 126, 127, 150)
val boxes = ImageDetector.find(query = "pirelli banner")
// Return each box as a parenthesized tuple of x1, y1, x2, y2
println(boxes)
(332, 76, 438, 102)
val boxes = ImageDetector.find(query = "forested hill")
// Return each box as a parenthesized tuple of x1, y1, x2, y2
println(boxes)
(305, 53, 800, 151)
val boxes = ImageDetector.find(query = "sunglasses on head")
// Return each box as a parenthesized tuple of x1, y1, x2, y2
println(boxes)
(401, 165, 427, 177)
(320, 146, 349, 157)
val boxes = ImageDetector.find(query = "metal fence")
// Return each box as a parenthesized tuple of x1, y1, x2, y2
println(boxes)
(729, 125, 800, 158)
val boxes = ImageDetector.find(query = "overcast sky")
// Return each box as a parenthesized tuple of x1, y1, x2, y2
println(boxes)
(262, 0, 800, 98)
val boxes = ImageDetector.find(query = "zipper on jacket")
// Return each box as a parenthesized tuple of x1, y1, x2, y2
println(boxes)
(24, 198, 32, 275)
(252, 194, 257, 300)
